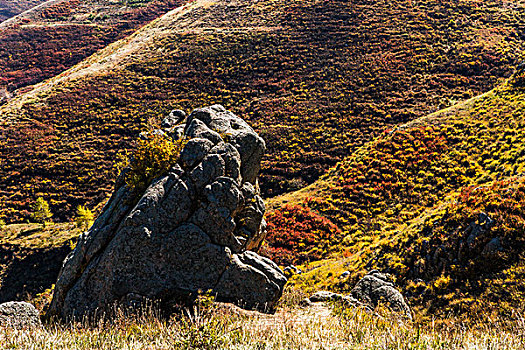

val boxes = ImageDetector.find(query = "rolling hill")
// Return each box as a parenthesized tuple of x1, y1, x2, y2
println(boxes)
(0, 0, 187, 96)
(2, 65, 524, 320)
(0, 0, 46, 22)
(0, 0, 523, 222)
(266, 67, 525, 320)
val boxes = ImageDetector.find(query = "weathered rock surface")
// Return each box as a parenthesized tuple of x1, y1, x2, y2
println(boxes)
(47, 105, 286, 320)
(351, 271, 412, 320)
(283, 265, 302, 276)
(307, 271, 411, 320)
(309, 291, 346, 302)
(0, 301, 41, 328)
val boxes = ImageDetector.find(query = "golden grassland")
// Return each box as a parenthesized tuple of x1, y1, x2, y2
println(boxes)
(0, 222, 81, 249)
(4, 223, 525, 349)
(0, 223, 81, 304)
(2, 289, 525, 349)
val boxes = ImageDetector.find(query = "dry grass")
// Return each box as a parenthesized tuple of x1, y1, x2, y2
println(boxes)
(0, 222, 81, 249)
(2, 291, 525, 349)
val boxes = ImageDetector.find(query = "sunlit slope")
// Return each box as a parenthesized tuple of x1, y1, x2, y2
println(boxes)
(271, 69, 525, 319)
(0, 222, 79, 303)
(0, 0, 524, 221)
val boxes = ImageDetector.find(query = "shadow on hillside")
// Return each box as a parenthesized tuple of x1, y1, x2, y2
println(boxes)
(0, 243, 72, 302)
(17, 227, 42, 237)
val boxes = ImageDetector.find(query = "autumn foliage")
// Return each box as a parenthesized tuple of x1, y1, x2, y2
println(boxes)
(374, 178, 525, 318)
(0, 0, 524, 221)
(0, 0, 186, 92)
(0, 0, 46, 22)
(287, 78, 525, 319)
(262, 205, 342, 266)
(122, 133, 186, 194)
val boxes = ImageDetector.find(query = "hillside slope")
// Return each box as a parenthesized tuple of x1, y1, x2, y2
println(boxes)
(0, 0, 187, 96)
(1, 0, 523, 222)
(0, 222, 78, 303)
(0, 0, 46, 22)
(268, 68, 525, 320)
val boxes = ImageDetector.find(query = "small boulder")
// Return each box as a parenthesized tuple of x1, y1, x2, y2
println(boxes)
(309, 291, 345, 302)
(299, 298, 313, 307)
(283, 265, 302, 276)
(482, 237, 504, 257)
(306, 271, 410, 319)
(0, 302, 41, 329)
(466, 212, 494, 248)
(162, 109, 187, 128)
(351, 271, 412, 320)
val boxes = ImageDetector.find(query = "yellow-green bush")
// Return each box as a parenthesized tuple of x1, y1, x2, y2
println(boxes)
(122, 134, 186, 194)
(74, 205, 94, 230)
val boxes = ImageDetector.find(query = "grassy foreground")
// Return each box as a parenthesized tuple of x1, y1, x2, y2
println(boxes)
(2, 291, 525, 349)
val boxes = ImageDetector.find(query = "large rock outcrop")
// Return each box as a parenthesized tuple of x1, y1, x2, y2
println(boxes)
(47, 105, 286, 320)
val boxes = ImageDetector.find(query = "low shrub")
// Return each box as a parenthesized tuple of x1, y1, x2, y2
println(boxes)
(120, 134, 186, 195)
(262, 205, 342, 266)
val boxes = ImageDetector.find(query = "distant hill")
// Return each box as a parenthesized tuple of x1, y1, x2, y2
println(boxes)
(0, 0, 523, 222)
(270, 69, 525, 320)
(0, 0, 187, 94)
(0, 0, 46, 22)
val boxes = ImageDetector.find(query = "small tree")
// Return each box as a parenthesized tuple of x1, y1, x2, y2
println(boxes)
(75, 205, 94, 230)
(31, 197, 52, 228)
